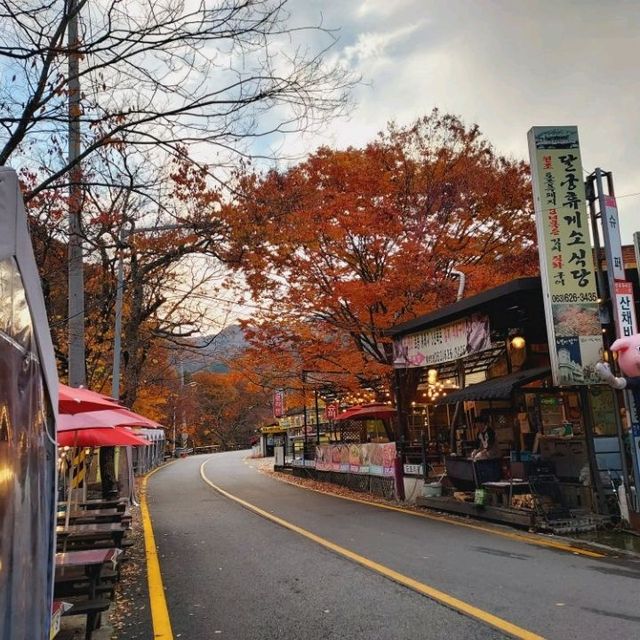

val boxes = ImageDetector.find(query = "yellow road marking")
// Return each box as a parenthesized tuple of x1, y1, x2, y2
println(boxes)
(141, 465, 174, 640)
(201, 459, 546, 640)
(248, 461, 603, 559)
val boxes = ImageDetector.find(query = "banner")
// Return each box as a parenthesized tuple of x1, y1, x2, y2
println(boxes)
(528, 126, 603, 385)
(393, 313, 491, 368)
(273, 389, 285, 418)
(315, 442, 396, 477)
(614, 281, 638, 339)
(601, 195, 625, 281)
(325, 403, 338, 421)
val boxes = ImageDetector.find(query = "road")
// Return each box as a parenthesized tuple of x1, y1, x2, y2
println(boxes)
(143, 451, 640, 640)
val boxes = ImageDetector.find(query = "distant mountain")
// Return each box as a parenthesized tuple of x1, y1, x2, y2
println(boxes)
(180, 324, 247, 374)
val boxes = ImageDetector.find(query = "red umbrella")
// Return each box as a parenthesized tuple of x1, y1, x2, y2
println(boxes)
(58, 427, 150, 448)
(335, 403, 397, 421)
(109, 407, 162, 429)
(58, 408, 161, 431)
(59, 383, 122, 414)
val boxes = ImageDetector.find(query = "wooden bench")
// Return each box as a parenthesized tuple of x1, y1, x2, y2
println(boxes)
(62, 598, 111, 640)
(54, 569, 117, 598)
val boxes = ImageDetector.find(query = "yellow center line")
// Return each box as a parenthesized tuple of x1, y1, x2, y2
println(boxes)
(201, 459, 546, 640)
(249, 461, 603, 559)
(141, 465, 174, 640)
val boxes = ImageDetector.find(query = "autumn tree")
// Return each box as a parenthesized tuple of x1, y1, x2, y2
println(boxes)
(24, 148, 239, 407)
(226, 111, 538, 387)
(0, 0, 354, 201)
(3, 0, 355, 411)
(186, 370, 272, 450)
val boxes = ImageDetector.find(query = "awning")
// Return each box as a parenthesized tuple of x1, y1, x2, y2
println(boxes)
(335, 404, 396, 421)
(388, 277, 542, 337)
(435, 366, 551, 404)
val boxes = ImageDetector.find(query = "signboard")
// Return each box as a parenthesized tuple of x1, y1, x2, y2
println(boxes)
(614, 281, 638, 338)
(273, 389, 285, 418)
(528, 126, 603, 385)
(393, 313, 491, 369)
(315, 442, 396, 477)
(403, 463, 425, 476)
(601, 195, 625, 281)
(325, 403, 338, 421)
(261, 425, 285, 434)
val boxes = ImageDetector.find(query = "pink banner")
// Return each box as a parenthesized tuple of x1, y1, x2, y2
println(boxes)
(315, 443, 396, 477)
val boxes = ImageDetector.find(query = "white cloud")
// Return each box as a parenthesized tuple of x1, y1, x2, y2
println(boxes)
(356, 0, 415, 18)
(342, 23, 423, 64)
(273, 0, 640, 242)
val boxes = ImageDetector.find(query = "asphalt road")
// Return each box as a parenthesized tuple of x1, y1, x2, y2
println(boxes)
(145, 452, 640, 640)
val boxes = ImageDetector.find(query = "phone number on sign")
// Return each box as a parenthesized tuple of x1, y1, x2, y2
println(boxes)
(551, 293, 599, 303)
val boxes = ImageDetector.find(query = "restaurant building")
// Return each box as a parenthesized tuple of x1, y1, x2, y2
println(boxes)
(389, 273, 638, 532)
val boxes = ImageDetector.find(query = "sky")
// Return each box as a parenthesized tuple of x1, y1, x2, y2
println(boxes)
(273, 0, 640, 244)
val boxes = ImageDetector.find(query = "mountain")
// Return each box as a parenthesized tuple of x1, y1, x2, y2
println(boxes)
(179, 324, 247, 374)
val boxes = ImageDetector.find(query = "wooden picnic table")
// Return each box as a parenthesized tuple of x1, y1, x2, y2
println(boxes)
(55, 548, 121, 599)
(56, 508, 129, 525)
(54, 547, 124, 639)
(56, 523, 128, 550)
(60, 498, 128, 512)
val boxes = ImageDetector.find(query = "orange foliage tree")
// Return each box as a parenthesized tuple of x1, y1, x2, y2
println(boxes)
(184, 370, 273, 450)
(23, 151, 234, 407)
(227, 111, 538, 390)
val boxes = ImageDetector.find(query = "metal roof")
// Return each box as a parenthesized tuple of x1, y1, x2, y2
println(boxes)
(435, 366, 551, 404)
(388, 277, 542, 337)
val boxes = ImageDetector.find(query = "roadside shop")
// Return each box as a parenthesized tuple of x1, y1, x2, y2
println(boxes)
(390, 276, 628, 532)
(258, 424, 287, 457)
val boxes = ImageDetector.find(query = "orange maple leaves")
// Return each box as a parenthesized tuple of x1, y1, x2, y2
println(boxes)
(224, 111, 538, 390)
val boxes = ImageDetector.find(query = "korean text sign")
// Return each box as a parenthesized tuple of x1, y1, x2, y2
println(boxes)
(528, 126, 603, 386)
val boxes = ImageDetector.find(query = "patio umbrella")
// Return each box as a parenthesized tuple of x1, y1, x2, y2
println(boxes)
(59, 383, 122, 414)
(57, 405, 155, 526)
(335, 403, 397, 421)
(58, 426, 149, 528)
(58, 408, 161, 431)
(58, 427, 149, 448)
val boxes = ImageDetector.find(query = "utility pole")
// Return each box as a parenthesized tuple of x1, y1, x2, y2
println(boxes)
(314, 388, 321, 445)
(67, 0, 85, 387)
(586, 169, 638, 515)
(111, 227, 125, 401)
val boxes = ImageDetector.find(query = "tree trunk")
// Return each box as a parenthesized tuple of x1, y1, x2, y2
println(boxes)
(393, 367, 421, 441)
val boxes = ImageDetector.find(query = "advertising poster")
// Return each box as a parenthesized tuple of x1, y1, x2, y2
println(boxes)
(528, 126, 603, 386)
(393, 313, 491, 368)
(589, 387, 617, 436)
(315, 443, 396, 477)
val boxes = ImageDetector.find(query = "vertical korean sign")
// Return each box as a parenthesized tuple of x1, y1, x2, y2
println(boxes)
(528, 126, 602, 385)
(273, 389, 285, 418)
(614, 281, 637, 339)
